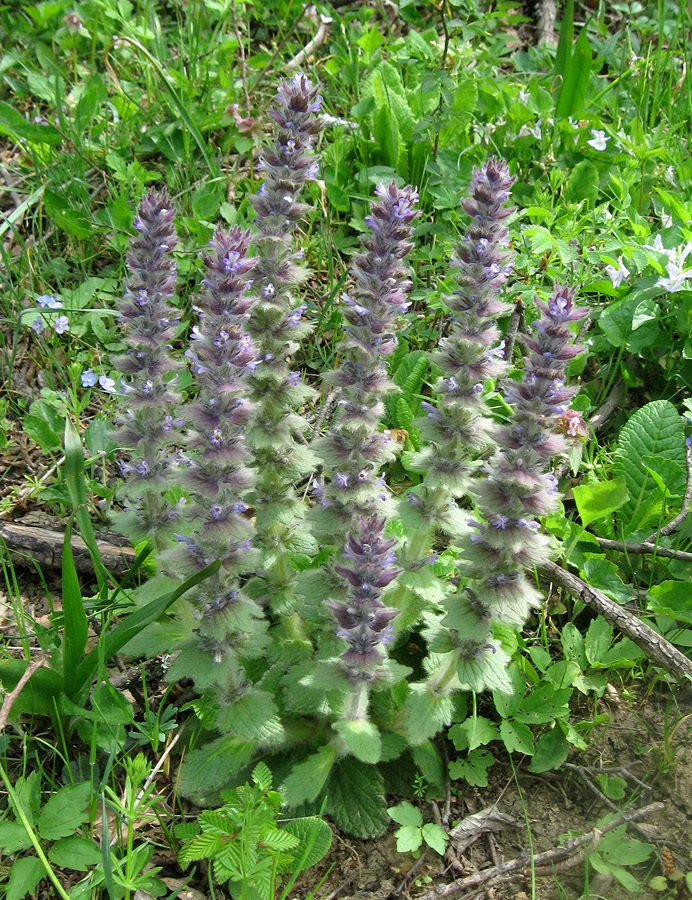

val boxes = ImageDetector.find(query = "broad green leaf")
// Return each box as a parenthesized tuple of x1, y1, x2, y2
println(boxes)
(560, 623, 587, 668)
(647, 580, 692, 624)
(0, 659, 64, 717)
(278, 817, 332, 872)
(412, 741, 444, 787)
(22, 413, 60, 452)
(333, 719, 382, 764)
(406, 684, 454, 745)
(388, 801, 422, 828)
(554, 0, 574, 78)
(177, 734, 255, 797)
(326, 757, 389, 838)
(282, 745, 337, 807)
(528, 727, 569, 772)
(13, 771, 41, 826)
(582, 558, 630, 604)
(448, 748, 494, 786)
(595, 774, 626, 800)
(499, 719, 535, 755)
(38, 782, 91, 841)
(0, 100, 61, 145)
(516, 685, 571, 724)
(48, 835, 102, 870)
(642, 455, 686, 498)
(595, 825, 654, 866)
(421, 823, 449, 855)
(572, 478, 629, 528)
(598, 295, 660, 351)
(5, 855, 44, 900)
(566, 160, 599, 205)
(215, 691, 284, 743)
(394, 824, 423, 853)
(613, 401, 686, 534)
(449, 716, 499, 752)
(395, 396, 415, 431)
(0, 822, 34, 852)
(357, 25, 385, 54)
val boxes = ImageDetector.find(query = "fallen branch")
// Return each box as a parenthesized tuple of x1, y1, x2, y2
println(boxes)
(539, 560, 692, 682)
(286, 15, 332, 72)
(0, 522, 137, 575)
(417, 802, 664, 900)
(593, 536, 692, 563)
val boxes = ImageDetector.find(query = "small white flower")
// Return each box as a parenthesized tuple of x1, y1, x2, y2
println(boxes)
(587, 129, 609, 151)
(645, 234, 666, 254)
(518, 89, 530, 104)
(665, 166, 677, 186)
(661, 213, 673, 228)
(98, 375, 117, 393)
(658, 261, 692, 293)
(605, 256, 630, 288)
(519, 119, 542, 140)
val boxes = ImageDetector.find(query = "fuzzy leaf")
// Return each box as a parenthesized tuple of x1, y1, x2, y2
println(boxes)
(327, 757, 389, 838)
(178, 734, 256, 797)
(278, 817, 332, 872)
(406, 684, 455, 745)
(412, 741, 444, 786)
(215, 691, 284, 743)
(282, 745, 337, 807)
(333, 719, 382, 764)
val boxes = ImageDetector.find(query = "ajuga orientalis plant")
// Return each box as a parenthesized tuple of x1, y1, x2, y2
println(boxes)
(113, 80, 587, 838)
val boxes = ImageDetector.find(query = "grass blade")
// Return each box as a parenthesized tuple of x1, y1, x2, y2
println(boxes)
(556, 26, 593, 117)
(554, 0, 575, 79)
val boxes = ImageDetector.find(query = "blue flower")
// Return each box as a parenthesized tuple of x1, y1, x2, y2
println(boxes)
(98, 375, 117, 393)
(53, 316, 70, 335)
(36, 294, 63, 309)
(81, 371, 98, 388)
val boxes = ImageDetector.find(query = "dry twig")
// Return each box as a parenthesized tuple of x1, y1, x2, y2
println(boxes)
(0, 654, 48, 736)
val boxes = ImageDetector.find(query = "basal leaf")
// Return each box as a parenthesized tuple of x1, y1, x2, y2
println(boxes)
(6, 856, 44, 900)
(326, 757, 388, 838)
(282, 745, 337, 807)
(405, 683, 454, 745)
(278, 817, 332, 872)
(38, 782, 91, 841)
(178, 734, 256, 797)
(333, 719, 382, 764)
(48, 836, 102, 870)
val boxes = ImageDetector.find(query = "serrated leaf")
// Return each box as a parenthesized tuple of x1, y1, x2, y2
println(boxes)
(457, 644, 513, 694)
(333, 719, 382, 764)
(394, 824, 423, 853)
(327, 757, 389, 838)
(380, 733, 408, 761)
(412, 741, 444, 786)
(406, 684, 454, 745)
(5, 855, 44, 900)
(38, 782, 91, 841)
(178, 734, 256, 797)
(282, 745, 337, 807)
(388, 801, 423, 828)
(260, 828, 299, 851)
(0, 822, 34, 852)
(613, 400, 686, 534)
(421, 822, 449, 855)
(48, 836, 102, 870)
(252, 762, 273, 792)
(396, 396, 415, 430)
(216, 691, 284, 742)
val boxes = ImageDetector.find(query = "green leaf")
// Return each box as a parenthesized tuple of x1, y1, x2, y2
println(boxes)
(357, 25, 385, 54)
(528, 728, 569, 772)
(395, 396, 415, 431)
(327, 758, 389, 838)
(595, 825, 654, 866)
(0, 822, 34, 852)
(394, 825, 423, 853)
(585, 616, 613, 666)
(421, 823, 449, 855)
(178, 734, 256, 798)
(499, 719, 535, 755)
(582, 559, 631, 604)
(647, 580, 692, 624)
(0, 659, 64, 717)
(449, 716, 499, 752)
(412, 741, 444, 787)
(13, 771, 41, 826)
(0, 100, 61, 145)
(642, 455, 686, 498)
(282, 745, 337, 807)
(448, 748, 494, 786)
(48, 835, 102, 870)
(216, 691, 283, 742)
(333, 719, 382, 764)
(566, 160, 599, 205)
(260, 828, 299, 852)
(613, 400, 686, 534)
(554, 0, 574, 78)
(278, 817, 332, 872)
(44, 189, 94, 239)
(572, 478, 629, 528)
(388, 801, 422, 828)
(595, 774, 626, 800)
(252, 762, 273, 792)
(406, 684, 454, 745)
(5, 855, 44, 900)
(555, 26, 592, 117)
(516, 685, 571, 724)
(22, 413, 60, 452)
(61, 517, 88, 699)
(457, 645, 513, 694)
(38, 782, 91, 841)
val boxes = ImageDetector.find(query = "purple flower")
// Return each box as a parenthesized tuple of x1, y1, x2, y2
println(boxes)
(99, 375, 117, 393)
(31, 317, 45, 334)
(53, 316, 69, 334)
(36, 294, 63, 308)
